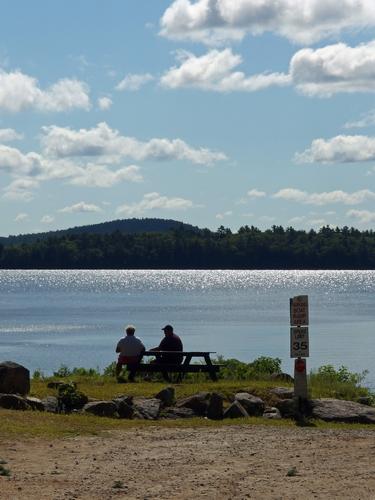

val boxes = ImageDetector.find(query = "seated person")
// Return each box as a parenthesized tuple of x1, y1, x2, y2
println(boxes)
(115, 325, 145, 382)
(150, 324, 183, 365)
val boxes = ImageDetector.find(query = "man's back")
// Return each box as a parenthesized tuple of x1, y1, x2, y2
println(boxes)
(117, 335, 145, 357)
(159, 333, 183, 364)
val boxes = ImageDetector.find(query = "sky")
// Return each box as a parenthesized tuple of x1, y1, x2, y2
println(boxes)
(2, 0, 375, 236)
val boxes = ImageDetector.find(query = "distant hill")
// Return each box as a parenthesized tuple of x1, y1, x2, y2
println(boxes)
(0, 218, 203, 246)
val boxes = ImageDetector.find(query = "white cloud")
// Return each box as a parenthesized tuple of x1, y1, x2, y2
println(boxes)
(69, 164, 143, 187)
(288, 216, 306, 225)
(296, 135, 375, 163)
(3, 178, 39, 201)
(0, 145, 43, 175)
(161, 49, 290, 92)
(97, 96, 112, 110)
(160, 0, 375, 45)
(344, 110, 375, 129)
(14, 212, 29, 222)
(347, 209, 375, 223)
(290, 41, 375, 97)
(116, 192, 195, 216)
(59, 202, 103, 214)
(0, 128, 23, 142)
(116, 73, 154, 91)
(274, 188, 375, 205)
(247, 188, 266, 198)
(216, 210, 233, 219)
(41, 122, 226, 165)
(40, 215, 55, 224)
(0, 69, 90, 112)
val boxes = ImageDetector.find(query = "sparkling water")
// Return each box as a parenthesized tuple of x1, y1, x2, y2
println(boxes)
(0, 270, 374, 388)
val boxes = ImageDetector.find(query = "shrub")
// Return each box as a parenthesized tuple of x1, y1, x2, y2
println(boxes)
(53, 365, 72, 377)
(57, 382, 88, 412)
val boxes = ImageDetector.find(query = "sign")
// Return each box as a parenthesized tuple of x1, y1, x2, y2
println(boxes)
(290, 327, 309, 358)
(290, 295, 309, 326)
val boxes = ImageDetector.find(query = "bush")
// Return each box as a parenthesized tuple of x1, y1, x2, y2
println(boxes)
(215, 356, 282, 380)
(57, 382, 88, 412)
(53, 365, 72, 377)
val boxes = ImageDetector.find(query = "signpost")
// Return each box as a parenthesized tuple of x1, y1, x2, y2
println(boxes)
(290, 295, 309, 399)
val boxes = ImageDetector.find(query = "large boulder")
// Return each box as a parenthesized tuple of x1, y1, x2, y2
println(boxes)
(207, 393, 223, 420)
(234, 393, 265, 417)
(83, 401, 118, 418)
(223, 401, 249, 419)
(176, 392, 210, 416)
(113, 396, 134, 419)
(0, 361, 30, 395)
(133, 398, 162, 420)
(270, 372, 294, 383)
(41, 396, 59, 413)
(308, 399, 375, 424)
(155, 387, 175, 407)
(275, 398, 300, 419)
(161, 407, 196, 419)
(25, 396, 45, 411)
(270, 387, 294, 399)
(0, 393, 30, 410)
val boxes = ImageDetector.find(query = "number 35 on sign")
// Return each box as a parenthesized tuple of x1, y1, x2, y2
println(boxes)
(290, 327, 309, 358)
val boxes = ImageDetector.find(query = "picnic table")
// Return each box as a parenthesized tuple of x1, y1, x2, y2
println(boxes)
(136, 351, 221, 382)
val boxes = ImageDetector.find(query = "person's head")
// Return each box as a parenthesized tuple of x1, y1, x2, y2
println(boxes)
(125, 325, 136, 336)
(162, 324, 173, 336)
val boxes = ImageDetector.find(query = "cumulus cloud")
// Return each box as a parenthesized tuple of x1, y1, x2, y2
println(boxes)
(40, 215, 55, 224)
(296, 135, 375, 163)
(274, 188, 375, 205)
(247, 188, 266, 198)
(116, 73, 154, 91)
(0, 145, 43, 175)
(41, 122, 226, 165)
(59, 202, 103, 214)
(161, 49, 290, 92)
(216, 210, 233, 219)
(116, 192, 195, 216)
(0, 128, 23, 142)
(347, 209, 375, 223)
(14, 212, 29, 222)
(0, 69, 90, 112)
(3, 178, 39, 201)
(160, 0, 375, 45)
(290, 41, 375, 97)
(97, 96, 112, 110)
(69, 164, 143, 187)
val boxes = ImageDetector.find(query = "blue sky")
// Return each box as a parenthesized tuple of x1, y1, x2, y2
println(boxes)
(2, 0, 375, 236)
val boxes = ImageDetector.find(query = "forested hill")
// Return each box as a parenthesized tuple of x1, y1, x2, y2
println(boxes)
(0, 218, 201, 246)
(1, 224, 375, 269)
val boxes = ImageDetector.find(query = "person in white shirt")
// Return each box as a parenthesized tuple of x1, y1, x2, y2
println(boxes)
(115, 325, 145, 382)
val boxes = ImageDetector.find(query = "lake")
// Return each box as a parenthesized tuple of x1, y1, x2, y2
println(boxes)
(0, 270, 374, 388)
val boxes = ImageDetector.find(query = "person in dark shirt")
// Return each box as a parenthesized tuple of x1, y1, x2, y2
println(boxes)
(150, 325, 183, 380)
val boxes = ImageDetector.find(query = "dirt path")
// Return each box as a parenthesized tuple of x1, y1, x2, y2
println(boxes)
(1, 425, 375, 500)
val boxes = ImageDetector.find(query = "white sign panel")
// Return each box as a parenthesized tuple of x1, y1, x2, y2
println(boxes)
(290, 295, 309, 326)
(290, 327, 309, 358)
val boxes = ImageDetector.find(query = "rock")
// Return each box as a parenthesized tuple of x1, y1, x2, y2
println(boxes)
(275, 398, 300, 419)
(263, 406, 282, 419)
(207, 393, 223, 420)
(0, 393, 30, 410)
(0, 361, 30, 395)
(82, 401, 118, 418)
(308, 399, 375, 424)
(41, 396, 59, 413)
(155, 387, 175, 407)
(270, 387, 294, 399)
(357, 396, 373, 407)
(25, 396, 45, 411)
(223, 401, 249, 419)
(176, 392, 210, 416)
(161, 407, 196, 419)
(234, 393, 265, 416)
(270, 372, 294, 383)
(113, 396, 134, 419)
(133, 398, 162, 420)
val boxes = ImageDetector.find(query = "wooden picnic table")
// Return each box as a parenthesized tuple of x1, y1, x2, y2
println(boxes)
(137, 351, 221, 381)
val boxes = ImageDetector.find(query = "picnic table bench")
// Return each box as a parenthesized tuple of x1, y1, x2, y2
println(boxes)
(137, 351, 221, 381)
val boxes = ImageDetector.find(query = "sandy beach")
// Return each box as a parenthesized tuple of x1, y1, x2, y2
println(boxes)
(1, 425, 375, 500)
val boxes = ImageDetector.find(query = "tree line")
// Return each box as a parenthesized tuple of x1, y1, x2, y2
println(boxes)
(1, 225, 375, 269)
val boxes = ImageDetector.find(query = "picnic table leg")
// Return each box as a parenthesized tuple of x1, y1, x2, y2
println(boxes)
(204, 354, 218, 381)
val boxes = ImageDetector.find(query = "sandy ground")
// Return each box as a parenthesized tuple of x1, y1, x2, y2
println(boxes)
(1, 425, 375, 500)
